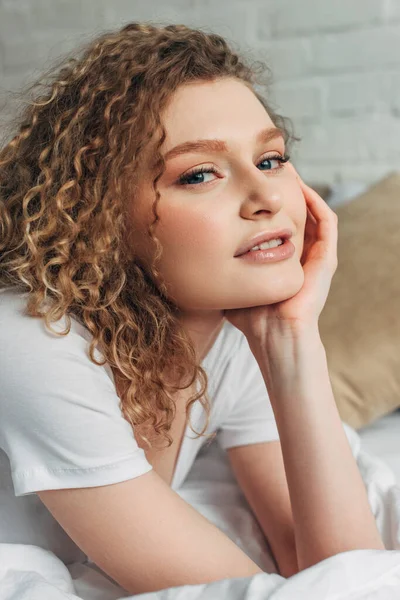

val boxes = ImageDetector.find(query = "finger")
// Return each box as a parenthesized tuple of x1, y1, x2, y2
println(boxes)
(303, 186, 337, 228)
(286, 162, 313, 192)
(286, 162, 310, 191)
(294, 173, 337, 226)
(305, 205, 318, 228)
(287, 162, 337, 266)
(287, 163, 331, 211)
(299, 184, 338, 268)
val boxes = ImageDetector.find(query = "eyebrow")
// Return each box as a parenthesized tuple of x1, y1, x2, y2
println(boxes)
(163, 126, 285, 162)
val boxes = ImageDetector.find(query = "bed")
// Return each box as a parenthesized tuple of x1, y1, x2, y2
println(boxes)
(359, 409, 400, 484)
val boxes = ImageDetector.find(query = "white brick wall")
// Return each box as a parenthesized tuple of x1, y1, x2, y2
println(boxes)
(270, 0, 384, 36)
(0, 0, 399, 185)
(313, 26, 400, 72)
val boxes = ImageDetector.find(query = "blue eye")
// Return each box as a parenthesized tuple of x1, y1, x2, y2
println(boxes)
(177, 153, 290, 187)
(259, 157, 286, 171)
(178, 166, 218, 186)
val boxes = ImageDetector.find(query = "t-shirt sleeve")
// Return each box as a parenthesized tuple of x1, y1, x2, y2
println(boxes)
(0, 296, 153, 497)
(217, 332, 280, 450)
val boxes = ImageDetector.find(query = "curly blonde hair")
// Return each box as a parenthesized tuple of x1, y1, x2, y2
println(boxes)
(0, 22, 295, 451)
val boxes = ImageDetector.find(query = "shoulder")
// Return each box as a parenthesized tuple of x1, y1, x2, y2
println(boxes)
(0, 288, 152, 496)
(0, 286, 115, 384)
(0, 286, 121, 429)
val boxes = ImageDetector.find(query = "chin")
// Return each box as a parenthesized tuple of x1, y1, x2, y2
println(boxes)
(276, 268, 305, 300)
(233, 266, 305, 308)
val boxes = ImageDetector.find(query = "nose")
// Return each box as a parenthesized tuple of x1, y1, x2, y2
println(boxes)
(239, 170, 284, 219)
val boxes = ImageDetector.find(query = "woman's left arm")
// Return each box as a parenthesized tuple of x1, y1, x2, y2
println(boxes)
(223, 166, 384, 576)
(251, 327, 385, 572)
(227, 324, 385, 579)
(227, 439, 299, 578)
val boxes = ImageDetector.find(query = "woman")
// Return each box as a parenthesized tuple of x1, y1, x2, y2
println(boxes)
(0, 22, 384, 595)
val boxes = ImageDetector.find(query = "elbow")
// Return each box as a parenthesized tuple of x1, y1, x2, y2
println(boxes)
(273, 537, 299, 579)
(279, 561, 299, 578)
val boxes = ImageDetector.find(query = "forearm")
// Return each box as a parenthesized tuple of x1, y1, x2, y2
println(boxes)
(270, 524, 299, 578)
(251, 326, 384, 572)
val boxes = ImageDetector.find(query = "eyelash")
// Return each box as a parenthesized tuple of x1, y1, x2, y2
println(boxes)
(177, 153, 290, 187)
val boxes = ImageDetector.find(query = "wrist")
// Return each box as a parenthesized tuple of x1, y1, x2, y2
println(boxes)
(251, 326, 331, 418)
(248, 322, 323, 363)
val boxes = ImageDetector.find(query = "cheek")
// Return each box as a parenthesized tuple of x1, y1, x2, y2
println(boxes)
(282, 178, 307, 253)
(157, 205, 226, 259)
(296, 189, 308, 229)
(284, 172, 307, 213)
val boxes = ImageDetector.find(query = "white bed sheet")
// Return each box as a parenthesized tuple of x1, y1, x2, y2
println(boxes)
(2, 420, 400, 600)
(359, 410, 400, 483)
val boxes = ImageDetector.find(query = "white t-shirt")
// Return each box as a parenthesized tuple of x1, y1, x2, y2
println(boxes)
(0, 287, 279, 566)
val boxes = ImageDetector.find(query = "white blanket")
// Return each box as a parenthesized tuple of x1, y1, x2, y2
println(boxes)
(1, 423, 400, 600)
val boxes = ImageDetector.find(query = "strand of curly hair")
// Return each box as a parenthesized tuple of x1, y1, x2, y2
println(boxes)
(0, 21, 297, 451)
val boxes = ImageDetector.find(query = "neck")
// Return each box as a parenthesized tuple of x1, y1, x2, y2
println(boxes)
(178, 309, 225, 363)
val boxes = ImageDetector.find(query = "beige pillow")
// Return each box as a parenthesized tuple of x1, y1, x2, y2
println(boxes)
(319, 172, 400, 429)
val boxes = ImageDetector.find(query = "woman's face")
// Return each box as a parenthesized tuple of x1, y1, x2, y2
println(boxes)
(128, 77, 307, 312)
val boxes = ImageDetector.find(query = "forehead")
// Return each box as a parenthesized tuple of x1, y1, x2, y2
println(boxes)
(160, 78, 275, 150)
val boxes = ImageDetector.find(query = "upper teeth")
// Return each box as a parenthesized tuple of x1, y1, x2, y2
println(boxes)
(249, 238, 283, 251)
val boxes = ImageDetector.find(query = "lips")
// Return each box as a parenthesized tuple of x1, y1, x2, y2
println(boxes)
(234, 228, 293, 257)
